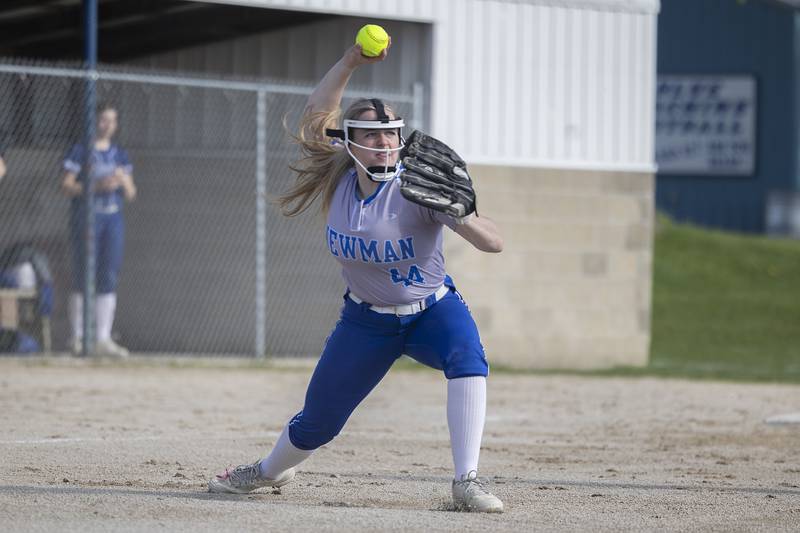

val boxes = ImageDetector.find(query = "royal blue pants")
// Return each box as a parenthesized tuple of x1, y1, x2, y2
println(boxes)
(288, 281, 489, 450)
(70, 209, 125, 294)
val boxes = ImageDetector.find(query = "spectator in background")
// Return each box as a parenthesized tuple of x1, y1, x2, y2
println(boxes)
(61, 103, 136, 358)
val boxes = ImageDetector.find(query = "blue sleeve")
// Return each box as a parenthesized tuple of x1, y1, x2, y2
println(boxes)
(63, 144, 83, 173)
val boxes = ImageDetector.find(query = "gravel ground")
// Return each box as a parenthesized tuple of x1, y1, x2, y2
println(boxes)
(1, 357, 799, 532)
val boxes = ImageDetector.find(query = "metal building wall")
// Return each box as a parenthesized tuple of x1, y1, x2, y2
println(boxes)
(130, 16, 432, 113)
(185, 0, 660, 368)
(201, 0, 659, 172)
(434, 1, 656, 171)
(657, 0, 797, 233)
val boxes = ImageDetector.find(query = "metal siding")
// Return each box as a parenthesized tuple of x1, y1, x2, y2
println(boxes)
(586, 10, 600, 162)
(478, 1, 493, 157)
(617, 13, 630, 163)
(568, 8, 584, 161)
(519, 3, 534, 160)
(611, 13, 624, 163)
(642, 13, 658, 165)
(138, 17, 431, 94)
(430, 2, 446, 153)
(469, 1, 486, 156)
(546, 7, 559, 159)
(552, 8, 565, 160)
(601, 11, 614, 163)
(484, 0, 496, 156)
(191, 0, 658, 170)
(449, 5, 469, 155)
(634, 15, 646, 163)
(505, 1, 521, 160)
(507, 1, 521, 159)
(535, 4, 549, 160)
(627, 14, 640, 163)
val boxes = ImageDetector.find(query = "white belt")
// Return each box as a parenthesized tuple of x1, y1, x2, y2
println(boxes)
(348, 285, 449, 316)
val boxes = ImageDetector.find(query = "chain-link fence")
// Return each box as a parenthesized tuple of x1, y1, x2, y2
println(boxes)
(0, 61, 422, 357)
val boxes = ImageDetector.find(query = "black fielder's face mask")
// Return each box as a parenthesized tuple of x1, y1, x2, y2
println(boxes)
(326, 99, 406, 182)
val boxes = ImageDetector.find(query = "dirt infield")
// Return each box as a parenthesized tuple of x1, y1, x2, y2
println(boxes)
(1, 357, 799, 532)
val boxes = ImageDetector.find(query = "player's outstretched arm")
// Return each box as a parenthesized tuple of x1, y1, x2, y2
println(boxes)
(454, 215, 504, 253)
(305, 42, 391, 116)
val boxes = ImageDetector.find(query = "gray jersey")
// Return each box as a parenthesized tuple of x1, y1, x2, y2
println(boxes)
(326, 168, 456, 306)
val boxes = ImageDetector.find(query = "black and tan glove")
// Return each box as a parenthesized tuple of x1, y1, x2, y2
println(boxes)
(399, 130, 476, 222)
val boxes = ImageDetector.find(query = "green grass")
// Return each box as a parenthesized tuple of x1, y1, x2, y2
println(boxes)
(476, 216, 800, 384)
(644, 216, 800, 382)
(384, 218, 800, 383)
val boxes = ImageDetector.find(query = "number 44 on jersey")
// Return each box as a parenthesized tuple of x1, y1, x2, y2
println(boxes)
(390, 265, 425, 287)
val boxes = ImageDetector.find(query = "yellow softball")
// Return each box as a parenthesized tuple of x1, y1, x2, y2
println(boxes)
(356, 24, 389, 57)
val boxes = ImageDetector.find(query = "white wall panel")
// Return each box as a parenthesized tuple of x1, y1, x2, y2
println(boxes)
(601, 10, 615, 163)
(448, 5, 469, 155)
(617, 13, 631, 163)
(567, 8, 582, 161)
(630, 11, 643, 164)
(519, 3, 534, 159)
(197, 0, 659, 171)
(644, 13, 657, 165)
(486, 1, 502, 157)
(584, 12, 596, 162)
(551, 8, 565, 160)
(534, 3, 549, 160)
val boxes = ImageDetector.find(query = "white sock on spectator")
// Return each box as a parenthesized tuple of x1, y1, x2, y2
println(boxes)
(96, 293, 117, 342)
(68, 293, 83, 341)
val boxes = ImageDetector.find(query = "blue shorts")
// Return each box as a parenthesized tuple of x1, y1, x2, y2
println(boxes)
(288, 279, 488, 450)
(70, 209, 125, 294)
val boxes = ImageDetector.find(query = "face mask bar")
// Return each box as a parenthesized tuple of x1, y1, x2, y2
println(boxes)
(325, 100, 406, 182)
(344, 120, 405, 182)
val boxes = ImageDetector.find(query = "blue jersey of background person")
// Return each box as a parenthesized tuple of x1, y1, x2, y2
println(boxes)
(62, 137, 134, 297)
(63, 143, 132, 215)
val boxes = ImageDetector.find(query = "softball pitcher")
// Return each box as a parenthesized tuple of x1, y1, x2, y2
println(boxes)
(209, 42, 505, 513)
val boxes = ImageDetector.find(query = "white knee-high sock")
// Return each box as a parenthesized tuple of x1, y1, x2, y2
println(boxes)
(258, 424, 313, 480)
(68, 293, 83, 341)
(96, 293, 117, 342)
(447, 376, 487, 480)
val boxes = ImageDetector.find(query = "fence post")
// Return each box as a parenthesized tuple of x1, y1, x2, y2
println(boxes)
(81, 0, 98, 356)
(255, 89, 267, 359)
